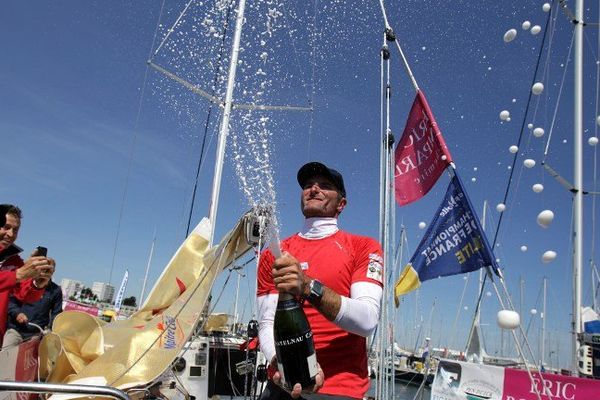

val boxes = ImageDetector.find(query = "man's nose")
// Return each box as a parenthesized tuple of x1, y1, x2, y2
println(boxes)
(308, 184, 321, 193)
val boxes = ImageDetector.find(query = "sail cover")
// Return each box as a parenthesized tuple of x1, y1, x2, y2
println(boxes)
(39, 214, 252, 393)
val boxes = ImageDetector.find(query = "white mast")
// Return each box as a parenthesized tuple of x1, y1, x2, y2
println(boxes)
(541, 277, 547, 368)
(139, 228, 156, 307)
(232, 266, 242, 331)
(477, 200, 487, 326)
(572, 0, 584, 373)
(207, 0, 248, 246)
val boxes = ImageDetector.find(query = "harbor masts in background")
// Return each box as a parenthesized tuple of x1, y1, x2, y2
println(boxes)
(593, 265, 600, 312)
(572, 0, 584, 373)
(139, 228, 156, 307)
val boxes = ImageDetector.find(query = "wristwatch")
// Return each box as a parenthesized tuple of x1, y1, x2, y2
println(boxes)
(307, 279, 324, 304)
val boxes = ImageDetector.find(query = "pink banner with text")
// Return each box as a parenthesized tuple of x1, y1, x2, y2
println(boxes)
(63, 300, 100, 317)
(432, 359, 600, 400)
(504, 368, 600, 400)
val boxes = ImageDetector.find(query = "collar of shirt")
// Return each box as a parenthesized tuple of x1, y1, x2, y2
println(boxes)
(0, 244, 22, 267)
(298, 217, 339, 240)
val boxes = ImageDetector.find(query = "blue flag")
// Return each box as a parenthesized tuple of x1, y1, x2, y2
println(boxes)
(395, 173, 498, 302)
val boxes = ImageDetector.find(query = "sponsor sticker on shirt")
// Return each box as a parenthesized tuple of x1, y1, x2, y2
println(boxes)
(300, 262, 309, 270)
(366, 253, 383, 283)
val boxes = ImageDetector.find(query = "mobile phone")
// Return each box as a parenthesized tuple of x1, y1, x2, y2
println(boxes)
(36, 246, 48, 257)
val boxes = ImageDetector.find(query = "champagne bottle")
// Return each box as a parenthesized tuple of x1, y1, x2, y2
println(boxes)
(273, 293, 318, 390)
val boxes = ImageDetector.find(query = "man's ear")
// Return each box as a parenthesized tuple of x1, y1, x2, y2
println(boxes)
(336, 198, 347, 215)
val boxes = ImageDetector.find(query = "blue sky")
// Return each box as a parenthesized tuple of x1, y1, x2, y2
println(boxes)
(2, 1, 599, 369)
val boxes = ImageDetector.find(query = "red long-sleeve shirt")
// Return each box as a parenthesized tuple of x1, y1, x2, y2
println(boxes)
(0, 246, 44, 346)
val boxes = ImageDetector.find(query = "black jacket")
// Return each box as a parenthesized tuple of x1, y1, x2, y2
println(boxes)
(7, 280, 62, 339)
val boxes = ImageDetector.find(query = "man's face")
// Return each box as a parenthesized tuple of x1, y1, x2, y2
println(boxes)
(0, 213, 20, 249)
(300, 175, 347, 218)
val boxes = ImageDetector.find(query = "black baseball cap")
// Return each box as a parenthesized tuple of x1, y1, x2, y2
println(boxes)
(0, 204, 8, 227)
(297, 162, 346, 198)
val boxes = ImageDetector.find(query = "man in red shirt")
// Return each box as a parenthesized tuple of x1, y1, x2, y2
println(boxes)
(257, 162, 384, 399)
(0, 204, 55, 347)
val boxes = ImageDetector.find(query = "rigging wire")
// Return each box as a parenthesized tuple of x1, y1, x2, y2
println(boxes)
(450, 275, 470, 349)
(107, 0, 167, 286)
(522, 280, 544, 346)
(493, 7, 561, 267)
(306, 0, 319, 160)
(280, 1, 314, 109)
(186, 2, 234, 236)
(152, 0, 196, 59)
(491, 6, 553, 248)
(377, 0, 418, 91)
(543, 32, 576, 158)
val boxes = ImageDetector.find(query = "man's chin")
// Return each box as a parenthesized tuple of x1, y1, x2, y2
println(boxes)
(302, 209, 336, 219)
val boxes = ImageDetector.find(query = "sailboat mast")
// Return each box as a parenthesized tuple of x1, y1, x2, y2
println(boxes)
(572, 0, 584, 373)
(542, 277, 547, 368)
(477, 200, 487, 326)
(207, 0, 247, 246)
(139, 229, 156, 307)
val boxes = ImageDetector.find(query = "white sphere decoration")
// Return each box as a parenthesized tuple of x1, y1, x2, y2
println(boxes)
(471, 177, 477, 182)
(521, 245, 528, 252)
(486, 291, 492, 297)
(509, 145, 519, 153)
(537, 210, 555, 228)
(522, 21, 531, 30)
(532, 183, 544, 193)
(533, 127, 545, 137)
(418, 222, 426, 229)
(506, 117, 511, 122)
(542, 250, 557, 263)
(464, 306, 469, 311)
(527, 123, 534, 129)
(504, 29, 517, 43)
(543, 3, 551, 12)
(531, 308, 538, 315)
(496, 203, 506, 212)
(441, 155, 447, 161)
(532, 82, 544, 95)
(531, 25, 542, 35)
(589, 137, 599, 146)
(497, 310, 520, 330)
(500, 110, 510, 121)
(524, 159, 536, 168)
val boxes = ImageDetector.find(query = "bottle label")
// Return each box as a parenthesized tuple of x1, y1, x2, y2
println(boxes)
(274, 329, 313, 347)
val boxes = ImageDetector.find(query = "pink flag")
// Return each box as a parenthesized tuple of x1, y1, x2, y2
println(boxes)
(394, 90, 452, 206)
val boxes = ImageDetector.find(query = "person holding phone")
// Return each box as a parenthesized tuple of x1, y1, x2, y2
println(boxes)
(0, 204, 55, 347)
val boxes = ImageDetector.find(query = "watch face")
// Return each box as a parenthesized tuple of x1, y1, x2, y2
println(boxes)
(310, 279, 323, 300)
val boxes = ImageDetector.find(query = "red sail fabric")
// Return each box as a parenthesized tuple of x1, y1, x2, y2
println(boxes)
(394, 90, 453, 206)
